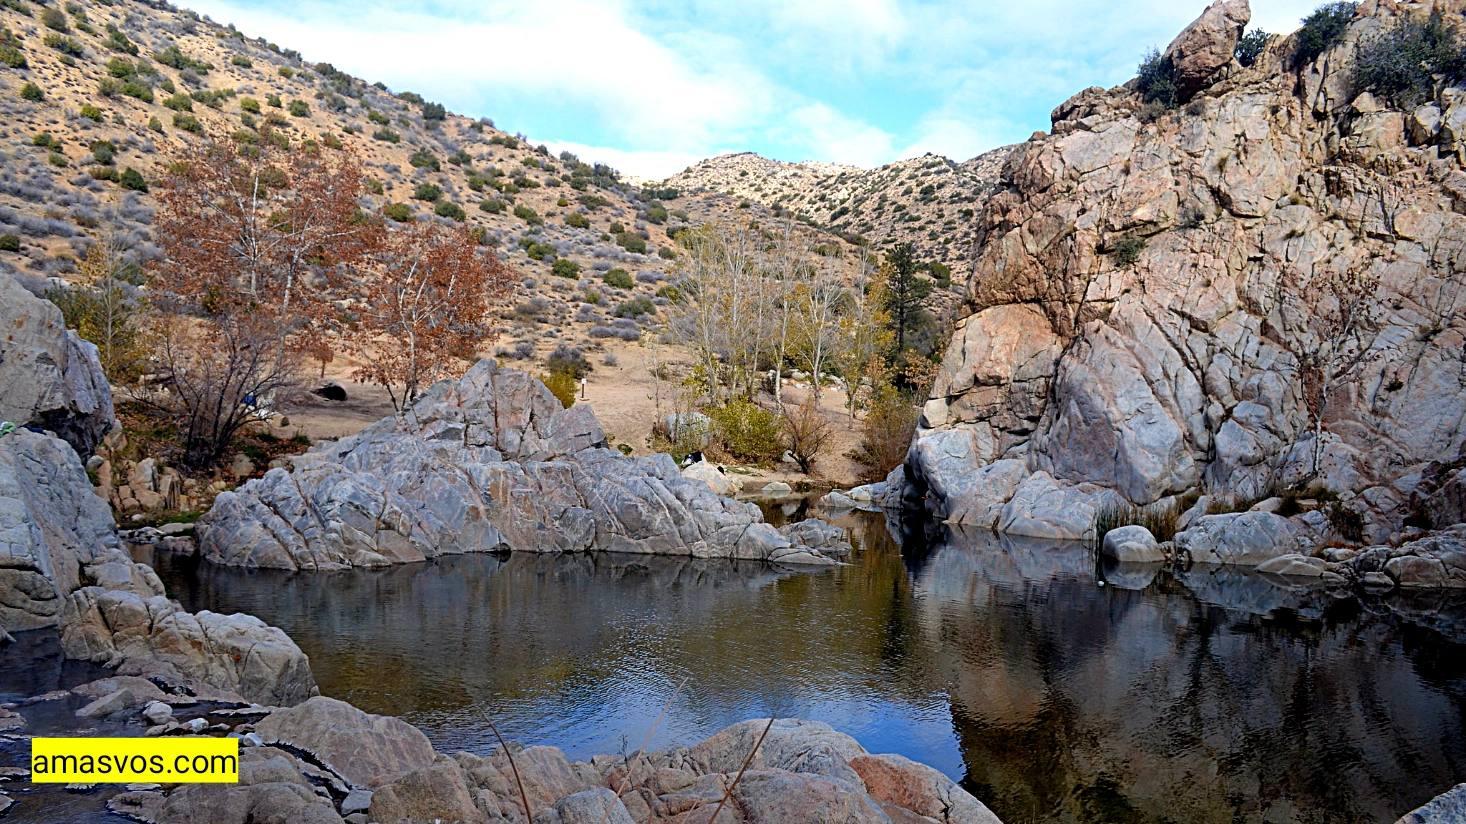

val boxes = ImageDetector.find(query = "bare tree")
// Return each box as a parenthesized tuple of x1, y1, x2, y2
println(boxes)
(781, 394, 834, 474)
(1292, 263, 1383, 476)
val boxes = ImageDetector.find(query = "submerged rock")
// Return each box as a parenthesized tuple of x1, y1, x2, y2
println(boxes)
(1101, 525, 1163, 564)
(198, 361, 848, 570)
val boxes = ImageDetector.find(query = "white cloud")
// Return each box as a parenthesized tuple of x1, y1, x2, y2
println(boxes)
(183, 0, 1333, 179)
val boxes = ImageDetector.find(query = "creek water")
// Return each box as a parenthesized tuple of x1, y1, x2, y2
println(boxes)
(13, 504, 1466, 822)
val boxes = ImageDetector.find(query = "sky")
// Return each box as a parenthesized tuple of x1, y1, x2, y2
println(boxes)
(185, 0, 1323, 179)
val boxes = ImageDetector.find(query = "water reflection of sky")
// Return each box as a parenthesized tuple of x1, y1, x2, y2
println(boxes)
(143, 511, 1466, 824)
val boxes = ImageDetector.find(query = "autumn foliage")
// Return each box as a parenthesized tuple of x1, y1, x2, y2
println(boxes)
(350, 222, 516, 410)
(149, 128, 515, 466)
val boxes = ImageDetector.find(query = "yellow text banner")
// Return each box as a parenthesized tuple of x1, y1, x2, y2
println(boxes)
(30, 737, 239, 783)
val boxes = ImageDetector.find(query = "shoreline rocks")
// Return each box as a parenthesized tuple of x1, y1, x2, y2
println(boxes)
(198, 361, 850, 571)
(108, 700, 1001, 824)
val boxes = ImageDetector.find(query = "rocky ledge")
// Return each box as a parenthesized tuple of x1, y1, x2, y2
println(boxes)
(80, 695, 1000, 824)
(198, 360, 849, 571)
(0, 425, 318, 706)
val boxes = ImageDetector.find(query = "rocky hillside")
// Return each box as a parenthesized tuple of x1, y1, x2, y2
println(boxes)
(663, 146, 1013, 274)
(0, 0, 861, 361)
(905, 0, 1466, 581)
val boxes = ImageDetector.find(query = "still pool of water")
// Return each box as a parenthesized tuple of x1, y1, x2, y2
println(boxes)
(140, 507, 1466, 824)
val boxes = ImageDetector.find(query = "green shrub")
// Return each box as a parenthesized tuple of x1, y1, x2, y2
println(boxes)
(1112, 235, 1146, 266)
(1136, 48, 1178, 108)
(119, 167, 147, 191)
(21, 82, 45, 102)
(565, 212, 590, 229)
(615, 232, 647, 254)
(542, 369, 577, 409)
(106, 57, 135, 78)
(230, 54, 252, 68)
(41, 7, 68, 31)
(412, 182, 441, 201)
(172, 111, 201, 132)
(105, 25, 137, 55)
(32, 132, 53, 148)
(0, 234, 19, 252)
(421, 100, 446, 121)
(1294, 2, 1358, 67)
(266, 93, 281, 107)
(44, 33, 84, 56)
(551, 258, 580, 278)
(90, 140, 115, 164)
(408, 149, 439, 170)
(434, 200, 465, 221)
(708, 398, 784, 464)
(121, 81, 152, 102)
(240, 96, 260, 113)
(163, 92, 192, 111)
(644, 204, 668, 224)
(89, 165, 119, 182)
(278, 66, 294, 78)
(655, 284, 681, 302)
(372, 128, 400, 143)
(479, 198, 505, 214)
(1235, 28, 1271, 67)
(287, 99, 309, 117)
(614, 297, 654, 318)
(148, 116, 163, 133)
(513, 204, 543, 226)
(603, 268, 633, 289)
(155, 44, 210, 73)
(367, 110, 389, 125)
(0, 41, 25, 70)
(521, 240, 554, 261)
(546, 345, 592, 379)
(1354, 11, 1466, 108)
(48, 151, 67, 167)
(849, 384, 919, 483)
(383, 202, 414, 222)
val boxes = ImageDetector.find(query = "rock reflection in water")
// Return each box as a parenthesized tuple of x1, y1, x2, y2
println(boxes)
(149, 513, 1466, 823)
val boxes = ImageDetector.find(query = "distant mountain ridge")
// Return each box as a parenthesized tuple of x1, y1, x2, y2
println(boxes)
(662, 146, 1014, 273)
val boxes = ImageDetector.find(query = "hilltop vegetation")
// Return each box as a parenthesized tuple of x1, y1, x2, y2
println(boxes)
(0, 0, 865, 366)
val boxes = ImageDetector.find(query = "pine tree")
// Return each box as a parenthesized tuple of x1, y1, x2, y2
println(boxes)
(882, 242, 932, 355)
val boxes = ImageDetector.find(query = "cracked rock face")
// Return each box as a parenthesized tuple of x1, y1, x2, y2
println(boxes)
(198, 360, 850, 571)
(0, 272, 115, 458)
(0, 428, 157, 632)
(910, 0, 1466, 548)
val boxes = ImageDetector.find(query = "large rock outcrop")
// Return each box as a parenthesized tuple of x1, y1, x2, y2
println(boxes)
(0, 272, 115, 457)
(0, 426, 316, 704)
(0, 428, 159, 631)
(198, 360, 849, 571)
(909, 0, 1466, 559)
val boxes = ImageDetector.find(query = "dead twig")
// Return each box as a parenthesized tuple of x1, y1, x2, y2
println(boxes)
(488, 719, 532, 823)
(705, 717, 776, 823)
(602, 677, 688, 824)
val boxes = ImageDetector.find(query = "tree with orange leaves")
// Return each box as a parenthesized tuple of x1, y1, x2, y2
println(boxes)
(150, 128, 374, 468)
(350, 222, 517, 411)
